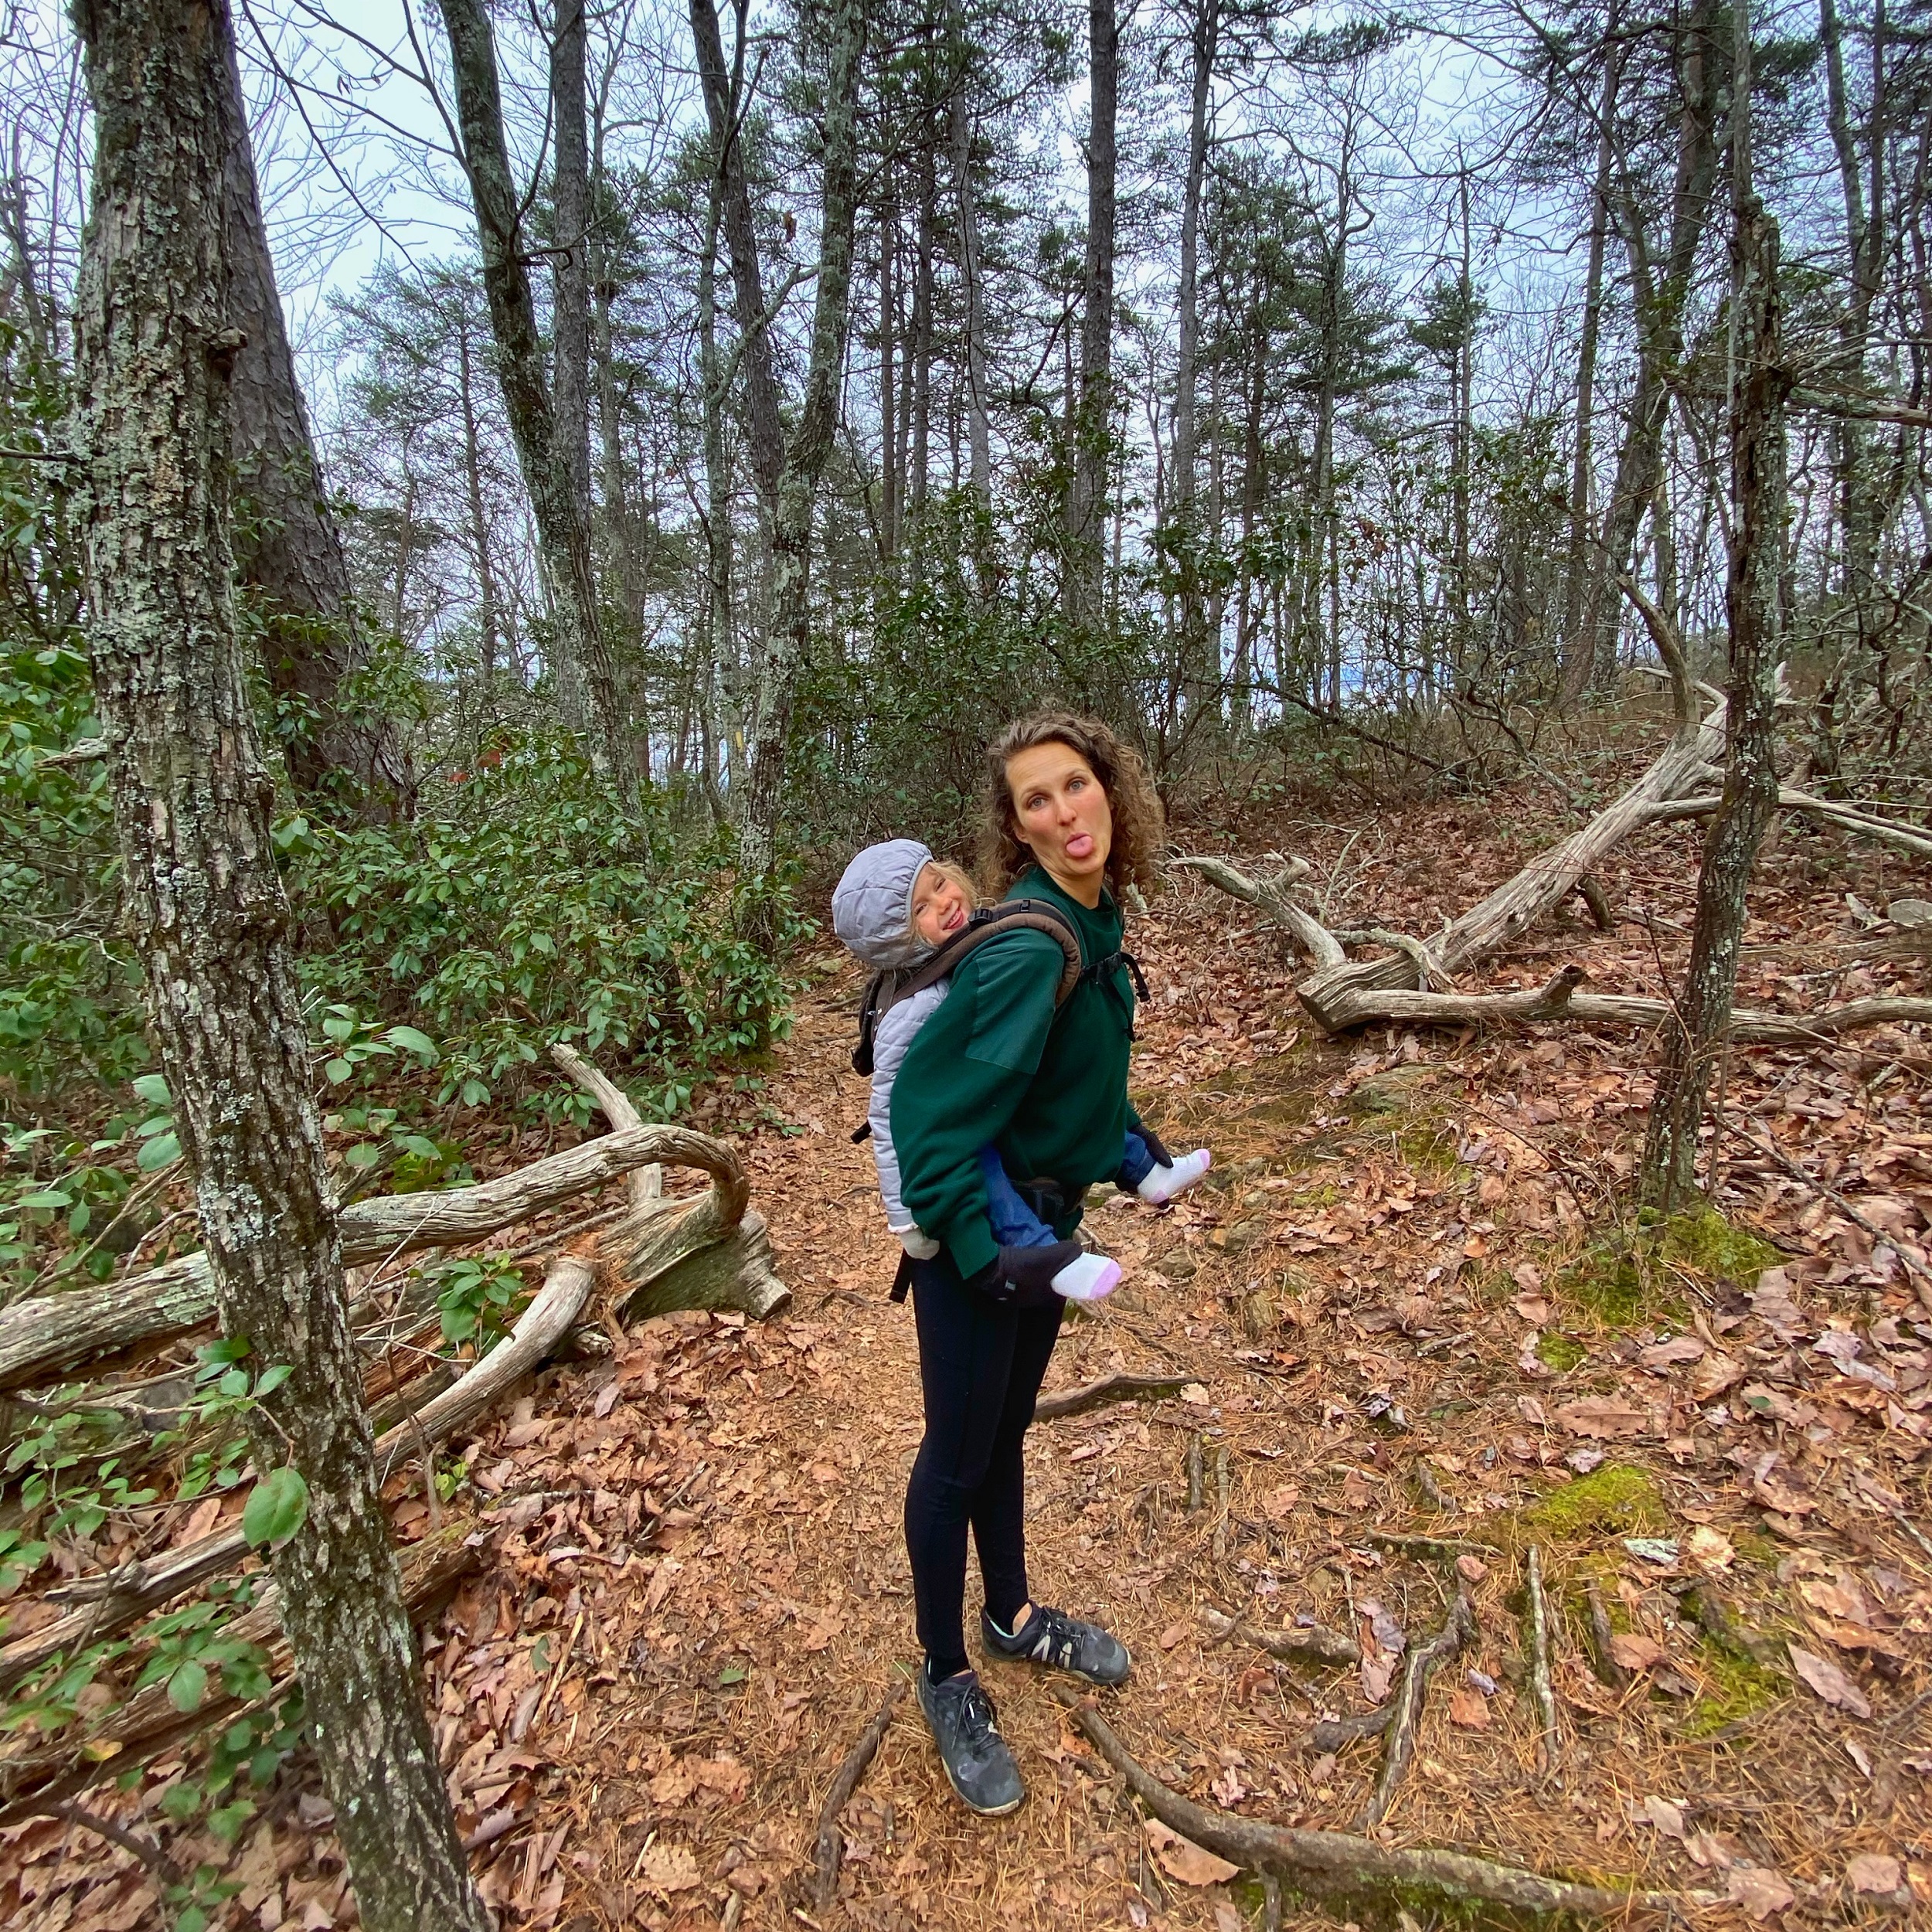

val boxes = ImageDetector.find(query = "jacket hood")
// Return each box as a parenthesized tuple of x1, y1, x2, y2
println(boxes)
(832, 839, 935, 968)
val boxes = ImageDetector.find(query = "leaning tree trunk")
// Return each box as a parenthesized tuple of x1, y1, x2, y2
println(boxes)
(212, 9, 410, 814)
(69, 5, 488, 1928)
(436, 0, 628, 767)
(735, 0, 869, 889)
(1639, 0, 1789, 1207)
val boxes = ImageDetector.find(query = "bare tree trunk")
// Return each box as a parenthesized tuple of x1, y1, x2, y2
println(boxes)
(1640, 0, 1789, 1207)
(437, 0, 628, 764)
(1449, 165, 1475, 661)
(452, 284, 502, 706)
(1819, 0, 1879, 609)
(213, 12, 409, 812)
(879, 202, 900, 559)
(1171, 0, 1218, 706)
(1066, 0, 1117, 631)
(551, 0, 593, 520)
(70, 5, 488, 1927)
(735, 0, 869, 886)
(948, 26, 992, 547)
(697, 176, 740, 794)
(689, 0, 784, 512)
(1566, 0, 1719, 706)
(910, 132, 936, 565)
(1560, 35, 1621, 683)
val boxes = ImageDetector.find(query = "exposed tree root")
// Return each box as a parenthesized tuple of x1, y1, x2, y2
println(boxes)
(1201, 1607, 1359, 1668)
(1050, 1685, 1707, 1917)
(1310, 1709, 1393, 1751)
(1032, 1370, 1190, 1422)
(1353, 1587, 1475, 1830)
(811, 1678, 906, 1910)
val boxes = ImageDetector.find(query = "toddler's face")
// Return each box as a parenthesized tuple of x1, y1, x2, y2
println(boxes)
(910, 864, 969, 947)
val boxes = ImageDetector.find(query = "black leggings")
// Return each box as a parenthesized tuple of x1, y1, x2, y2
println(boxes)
(903, 1252, 1063, 1677)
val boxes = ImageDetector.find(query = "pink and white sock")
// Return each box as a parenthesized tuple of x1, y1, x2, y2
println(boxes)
(1137, 1148, 1212, 1206)
(1053, 1252, 1123, 1302)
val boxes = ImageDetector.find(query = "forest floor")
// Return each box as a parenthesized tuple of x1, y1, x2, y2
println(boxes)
(6, 760, 1932, 1931)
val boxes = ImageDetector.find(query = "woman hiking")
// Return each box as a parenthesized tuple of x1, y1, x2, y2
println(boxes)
(889, 712, 1203, 1815)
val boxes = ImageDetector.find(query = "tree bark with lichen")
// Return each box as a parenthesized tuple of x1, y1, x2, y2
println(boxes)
(70, 4, 488, 1926)
(1639, 0, 1789, 1207)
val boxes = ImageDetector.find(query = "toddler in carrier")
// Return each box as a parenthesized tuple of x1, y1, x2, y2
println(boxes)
(832, 838, 1211, 1302)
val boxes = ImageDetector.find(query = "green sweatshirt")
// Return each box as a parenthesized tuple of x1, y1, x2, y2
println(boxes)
(891, 866, 1141, 1280)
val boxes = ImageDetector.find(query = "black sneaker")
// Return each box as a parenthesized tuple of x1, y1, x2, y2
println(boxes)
(916, 1668, 1025, 1817)
(981, 1604, 1131, 1687)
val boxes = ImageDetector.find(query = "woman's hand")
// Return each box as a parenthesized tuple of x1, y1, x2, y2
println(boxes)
(896, 1227, 941, 1260)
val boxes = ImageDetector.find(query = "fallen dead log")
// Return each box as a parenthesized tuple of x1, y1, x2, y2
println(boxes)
(1201, 1607, 1359, 1668)
(1033, 1370, 1191, 1422)
(0, 1257, 594, 1696)
(550, 1044, 788, 1323)
(1052, 1686, 1706, 1918)
(1178, 695, 1728, 1033)
(811, 1679, 906, 1910)
(0, 1124, 682, 1393)
(0, 1520, 478, 1827)
(1303, 968, 1932, 1046)
(1354, 1588, 1475, 1830)
(1291, 697, 1728, 1031)
(1650, 787, 1932, 859)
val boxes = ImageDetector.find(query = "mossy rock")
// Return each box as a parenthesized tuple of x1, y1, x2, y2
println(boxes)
(1349, 1063, 1451, 1117)
(1519, 1462, 1670, 1543)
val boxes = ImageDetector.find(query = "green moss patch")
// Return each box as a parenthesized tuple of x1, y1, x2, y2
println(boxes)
(1535, 1330, 1587, 1372)
(1656, 1207, 1782, 1281)
(1519, 1463, 1670, 1543)
(1682, 1640, 1786, 1738)
(1551, 1206, 1780, 1332)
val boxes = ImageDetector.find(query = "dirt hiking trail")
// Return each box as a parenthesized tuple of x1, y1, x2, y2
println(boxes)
(7, 784, 1930, 1930)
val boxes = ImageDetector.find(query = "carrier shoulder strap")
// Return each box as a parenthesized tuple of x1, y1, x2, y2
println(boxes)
(850, 901, 1084, 1078)
(883, 900, 1083, 1018)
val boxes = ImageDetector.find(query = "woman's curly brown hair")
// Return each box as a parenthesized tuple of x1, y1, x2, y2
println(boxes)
(977, 713, 1165, 902)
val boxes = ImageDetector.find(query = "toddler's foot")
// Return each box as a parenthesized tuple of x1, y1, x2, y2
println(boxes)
(1137, 1148, 1212, 1205)
(1052, 1251, 1121, 1302)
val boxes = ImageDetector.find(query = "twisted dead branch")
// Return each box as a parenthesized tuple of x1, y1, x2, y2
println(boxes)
(1178, 696, 1932, 1041)
(811, 1679, 906, 1910)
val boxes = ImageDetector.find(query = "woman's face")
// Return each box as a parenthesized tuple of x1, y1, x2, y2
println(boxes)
(1005, 742, 1113, 904)
(910, 864, 970, 947)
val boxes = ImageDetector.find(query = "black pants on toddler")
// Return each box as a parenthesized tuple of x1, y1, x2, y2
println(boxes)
(903, 1251, 1063, 1679)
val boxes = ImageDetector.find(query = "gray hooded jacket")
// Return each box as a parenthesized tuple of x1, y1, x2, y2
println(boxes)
(831, 839, 951, 1233)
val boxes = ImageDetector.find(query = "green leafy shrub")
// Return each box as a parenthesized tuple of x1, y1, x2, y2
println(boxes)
(290, 737, 807, 1119)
